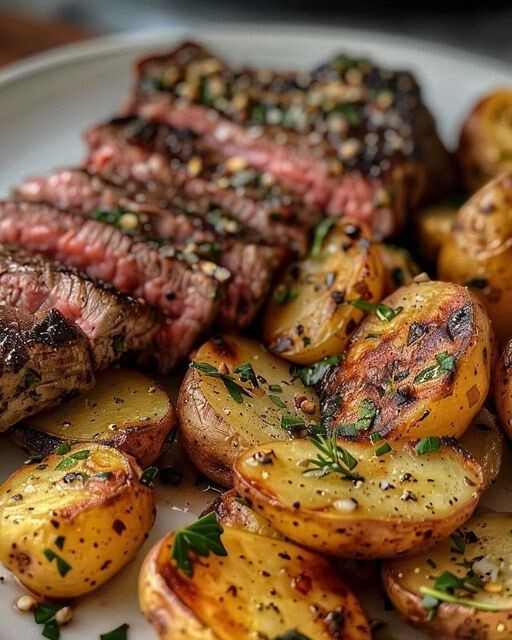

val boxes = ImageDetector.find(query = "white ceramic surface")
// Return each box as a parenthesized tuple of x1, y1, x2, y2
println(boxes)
(0, 25, 511, 639)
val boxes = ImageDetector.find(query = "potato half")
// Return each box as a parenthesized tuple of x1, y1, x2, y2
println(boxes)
(414, 198, 459, 262)
(459, 408, 503, 489)
(378, 243, 420, 295)
(438, 173, 512, 345)
(233, 437, 484, 558)
(383, 512, 512, 639)
(263, 218, 385, 364)
(321, 279, 493, 440)
(458, 89, 512, 192)
(177, 335, 319, 487)
(139, 524, 371, 640)
(11, 368, 175, 468)
(0, 443, 154, 598)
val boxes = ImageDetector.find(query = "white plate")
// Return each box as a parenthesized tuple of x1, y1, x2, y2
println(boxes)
(0, 24, 511, 640)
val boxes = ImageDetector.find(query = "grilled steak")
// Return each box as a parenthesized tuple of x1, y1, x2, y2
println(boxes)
(0, 201, 220, 372)
(17, 169, 287, 327)
(85, 117, 320, 254)
(132, 41, 453, 238)
(0, 305, 94, 431)
(0, 248, 159, 370)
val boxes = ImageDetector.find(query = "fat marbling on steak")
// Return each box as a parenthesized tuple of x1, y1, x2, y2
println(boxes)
(0, 201, 220, 372)
(0, 305, 95, 431)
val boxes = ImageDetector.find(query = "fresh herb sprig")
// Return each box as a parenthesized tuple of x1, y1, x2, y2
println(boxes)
(171, 513, 227, 577)
(349, 299, 402, 321)
(303, 435, 361, 481)
(191, 361, 249, 404)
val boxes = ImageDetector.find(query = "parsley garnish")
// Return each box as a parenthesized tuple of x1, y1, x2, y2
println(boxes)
(171, 513, 227, 577)
(191, 361, 248, 404)
(414, 352, 456, 384)
(415, 436, 441, 455)
(34, 603, 68, 640)
(55, 441, 70, 456)
(291, 354, 344, 387)
(310, 218, 336, 258)
(54, 536, 65, 551)
(92, 207, 125, 227)
(233, 362, 258, 387)
(273, 285, 298, 304)
(269, 384, 282, 393)
(375, 442, 392, 457)
(100, 623, 130, 640)
(43, 548, 71, 577)
(336, 398, 377, 436)
(303, 434, 361, 480)
(269, 395, 287, 408)
(280, 415, 305, 434)
(54, 449, 90, 470)
(349, 299, 402, 321)
(140, 466, 159, 487)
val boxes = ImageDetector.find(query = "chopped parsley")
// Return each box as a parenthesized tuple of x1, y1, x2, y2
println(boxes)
(415, 436, 441, 455)
(273, 284, 298, 304)
(43, 548, 71, 577)
(54, 449, 90, 471)
(280, 414, 305, 434)
(310, 217, 336, 258)
(269, 395, 287, 409)
(140, 466, 159, 487)
(268, 384, 283, 393)
(33, 603, 68, 640)
(171, 513, 227, 578)
(374, 442, 392, 457)
(414, 352, 456, 384)
(55, 442, 71, 456)
(100, 623, 130, 640)
(349, 298, 402, 321)
(336, 398, 377, 436)
(191, 361, 248, 404)
(233, 362, 258, 387)
(291, 354, 344, 387)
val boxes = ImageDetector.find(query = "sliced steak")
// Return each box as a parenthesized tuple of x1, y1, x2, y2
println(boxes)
(132, 41, 453, 237)
(0, 305, 94, 431)
(17, 169, 287, 328)
(0, 201, 220, 372)
(85, 118, 319, 254)
(0, 248, 159, 370)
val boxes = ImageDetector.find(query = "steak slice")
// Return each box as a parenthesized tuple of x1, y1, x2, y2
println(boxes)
(0, 247, 159, 370)
(17, 169, 287, 328)
(85, 118, 319, 254)
(0, 305, 94, 431)
(131, 41, 453, 237)
(0, 201, 220, 372)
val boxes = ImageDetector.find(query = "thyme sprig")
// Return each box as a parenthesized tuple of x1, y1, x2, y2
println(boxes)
(303, 435, 361, 481)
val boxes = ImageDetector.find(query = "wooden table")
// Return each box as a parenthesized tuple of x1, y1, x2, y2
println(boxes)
(0, 10, 92, 67)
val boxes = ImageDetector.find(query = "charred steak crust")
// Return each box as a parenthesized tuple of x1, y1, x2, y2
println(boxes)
(0, 201, 220, 372)
(16, 168, 287, 328)
(0, 247, 160, 370)
(0, 305, 95, 431)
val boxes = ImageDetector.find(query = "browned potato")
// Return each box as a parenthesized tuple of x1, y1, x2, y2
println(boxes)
(458, 89, 512, 192)
(459, 408, 503, 489)
(177, 335, 320, 487)
(382, 512, 512, 639)
(438, 173, 512, 345)
(378, 243, 420, 295)
(11, 368, 175, 467)
(494, 338, 512, 438)
(233, 436, 484, 558)
(139, 523, 372, 640)
(263, 218, 385, 364)
(321, 279, 493, 440)
(414, 198, 459, 262)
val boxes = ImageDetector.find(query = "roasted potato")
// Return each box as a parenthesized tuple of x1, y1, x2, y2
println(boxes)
(0, 443, 154, 598)
(438, 172, 512, 345)
(233, 436, 484, 558)
(263, 218, 385, 364)
(382, 512, 512, 639)
(459, 408, 503, 489)
(378, 243, 420, 295)
(10, 368, 175, 468)
(414, 198, 460, 262)
(458, 89, 512, 192)
(321, 279, 493, 440)
(139, 523, 371, 640)
(177, 335, 319, 487)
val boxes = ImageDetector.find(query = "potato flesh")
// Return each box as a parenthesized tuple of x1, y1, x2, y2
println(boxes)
(414, 202, 457, 262)
(195, 336, 319, 444)
(161, 526, 371, 640)
(23, 368, 170, 439)
(459, 409, 503, 489)
(378, 244, 420, 295)
(322, 280, 491, 439)
(263, 219, 385, 364)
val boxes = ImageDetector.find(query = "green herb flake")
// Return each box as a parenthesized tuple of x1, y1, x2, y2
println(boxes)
(100, 623, 130, 640)
(450, 531, 466, 555)
(280, 415, 305, 433)
(269, 395, 287, 409)
(268, 384, 282, 393)
(42, 622, 60, 640)
(349, 298, 402, 321)
(273, 285, 298, 304)
(304, 434, 361, 480)
(43, 548, 71, 577)
(415, 436, 441, 456)
(336, 398, 377, 436)
(171, 513, 227, 578)
(374, 443, 392, 457)
(414, 352, 456, 384)
(370, 433, 382, 444)
(233, 362, 258, 387)
(310, 218, 336, 258)
(291, 354, 344, 387)
(190, 360, 248, 404)
(140, 466, 159, 487)
(54, 536, 65, 551)
(55, 442, 71, 456)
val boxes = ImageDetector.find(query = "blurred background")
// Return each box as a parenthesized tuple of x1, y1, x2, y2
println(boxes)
(1, 1, 512, 66)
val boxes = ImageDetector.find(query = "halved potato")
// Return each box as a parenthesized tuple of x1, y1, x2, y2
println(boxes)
(414, 198, 459, 262)
(177, 335, 319, 487)
(10, 368, 175, 467)
(263, 218, 385, 364)
(378, 243, 420, 295)
(0, 443, 154, 598)
(321, 279, 493, 440)
(438, 173, 512, 345)
(458, 89, 512, 192)
(383, 512, 512, 639)
(233, 437, 484, 558)
(459, 408, 503, 489)
(139, 524, 371, 640)
(495, 338, 512, 438)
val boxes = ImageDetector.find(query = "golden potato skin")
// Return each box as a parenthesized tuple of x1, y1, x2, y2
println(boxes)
(321, 280, 492, 440)
(414, 199, 458, 262)
(494, 338, 512, 438)
(458, 90, 512, 192)
(459, 408, 503, 489)
(233, 438, 484, 559)
(0, 444, 154, 598)
(378, 243, 420, 295)
(11, 368, 175, 467)
(139, 526, 371, 640)
(382, 512, 512, 640)
(263, 218, 385, 364)
(438, 172, 512, 345)
(177, 335, 319, 487)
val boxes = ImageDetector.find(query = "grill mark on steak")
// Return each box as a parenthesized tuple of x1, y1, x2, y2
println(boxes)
(0, 305, 95, 431)
(85, 119, 318, 254)
(0, 247, 160, 370)
(17, 169, 287, 328)
(0, 201, 220, 372)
